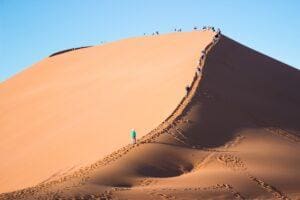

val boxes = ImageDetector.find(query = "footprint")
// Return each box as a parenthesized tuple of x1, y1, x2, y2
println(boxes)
(249, 176, 290, 200)
(139, 178, 157, 187)
(217, 154, 246, 171)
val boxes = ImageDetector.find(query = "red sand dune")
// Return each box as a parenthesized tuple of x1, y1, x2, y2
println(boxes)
(1, 30, 300, 200)
(0, 31, 214, 193)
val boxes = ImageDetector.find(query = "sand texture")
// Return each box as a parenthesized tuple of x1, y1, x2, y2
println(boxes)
(0, 30, 299, 199)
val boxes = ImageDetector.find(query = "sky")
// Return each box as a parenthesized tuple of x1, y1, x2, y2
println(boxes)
(1, 0, 300, 82)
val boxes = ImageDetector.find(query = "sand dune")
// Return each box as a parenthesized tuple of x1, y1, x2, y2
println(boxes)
(0, 31, 214, 194)
(1, 30, 300, 200)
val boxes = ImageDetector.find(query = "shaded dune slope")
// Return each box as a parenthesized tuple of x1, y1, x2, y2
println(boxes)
(182, 35, 300, 148)
(1, 33, 300, 200)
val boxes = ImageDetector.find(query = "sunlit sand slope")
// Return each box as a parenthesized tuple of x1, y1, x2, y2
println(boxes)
(0, 31, 215, 193)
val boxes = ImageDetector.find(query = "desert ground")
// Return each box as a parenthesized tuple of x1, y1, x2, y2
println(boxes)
(0, 29, 299, 200)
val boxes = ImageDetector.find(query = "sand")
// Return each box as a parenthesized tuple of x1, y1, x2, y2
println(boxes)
(0, 31, 214, 193)
(0, 30, 299, 200)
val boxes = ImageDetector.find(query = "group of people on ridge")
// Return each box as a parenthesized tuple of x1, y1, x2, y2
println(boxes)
(185, 27, 221, 96)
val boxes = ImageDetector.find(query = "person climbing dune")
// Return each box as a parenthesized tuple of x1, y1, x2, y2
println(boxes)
(196, 67, 201, 76)
(185, 85, 191, 96)
(130, 129, 137, 144)
(200, 50, 206, 61)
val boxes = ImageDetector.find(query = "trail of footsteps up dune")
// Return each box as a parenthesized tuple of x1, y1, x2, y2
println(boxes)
(146, 184, 245, 200)
(216, 153, 291, 200)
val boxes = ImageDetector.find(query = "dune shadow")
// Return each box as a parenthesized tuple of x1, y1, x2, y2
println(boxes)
(165, 35, 300, 149)
(136, 164, 185, 178)
(49, 46, 92, 57)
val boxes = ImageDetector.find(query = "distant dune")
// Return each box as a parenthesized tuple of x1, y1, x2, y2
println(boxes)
(1, 30, 299, 200)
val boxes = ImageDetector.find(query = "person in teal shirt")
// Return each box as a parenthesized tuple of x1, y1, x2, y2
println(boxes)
(130, 129, 137, 144)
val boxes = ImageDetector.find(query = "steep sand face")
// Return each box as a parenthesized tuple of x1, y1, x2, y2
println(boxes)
(1, 32, 300, 200)
(0, 31, 215, 193)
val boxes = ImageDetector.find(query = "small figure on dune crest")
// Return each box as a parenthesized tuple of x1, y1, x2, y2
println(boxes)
(130, 129, 137, 144)
(214, 28, 221, 40)
(198, 50, 206, 68)
(202, 26, 218, 32)
(200, 50, 206, 60)
(196, 66, 202, 76)
(185, 85, 191, 96)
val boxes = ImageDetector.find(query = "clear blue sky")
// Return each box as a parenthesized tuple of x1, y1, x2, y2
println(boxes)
(1, 0, 300, 82)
